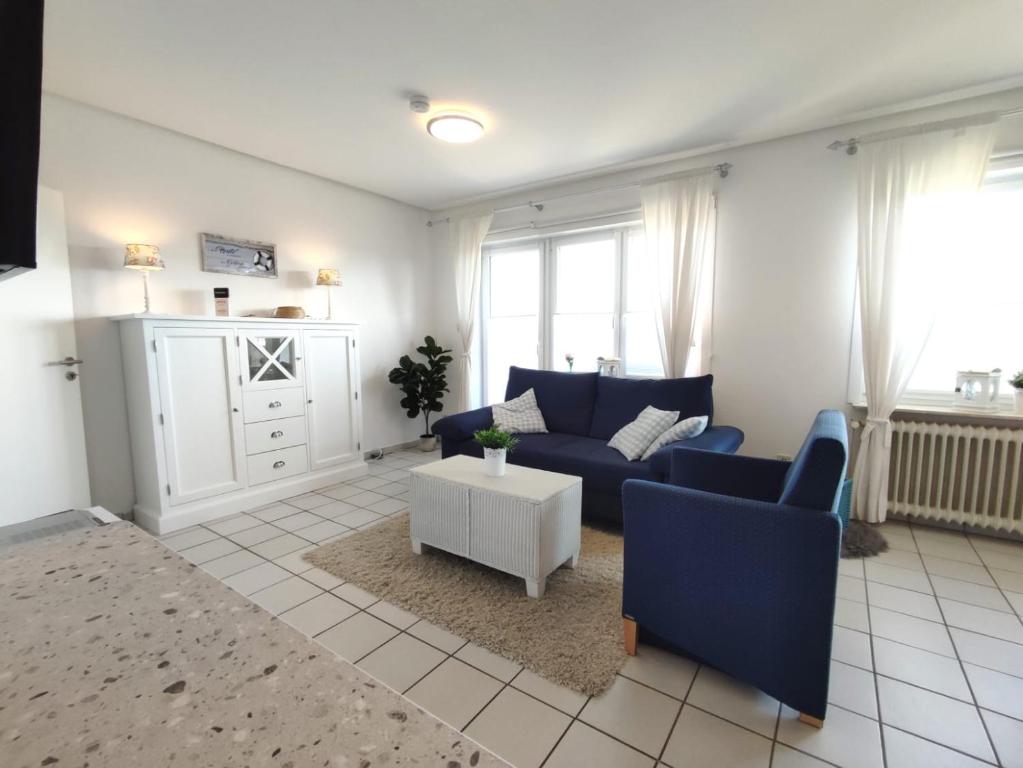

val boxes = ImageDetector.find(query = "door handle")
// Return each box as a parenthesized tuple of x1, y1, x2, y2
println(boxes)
(268, 400, 282, 408)
(270, 430, 284, 438)
(51, 357, 83, 367)
(273, 460, 286, 469)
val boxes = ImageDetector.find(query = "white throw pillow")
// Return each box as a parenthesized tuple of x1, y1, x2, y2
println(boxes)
(608, 405, 679, 461)
(640, 415, 709, 461)
(492, 388, 548, 434)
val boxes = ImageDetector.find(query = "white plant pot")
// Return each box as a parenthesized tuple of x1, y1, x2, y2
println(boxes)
(418, 435, 437, 452)
(1015, 389, 1023, 415)
(483, 447, 507, 477)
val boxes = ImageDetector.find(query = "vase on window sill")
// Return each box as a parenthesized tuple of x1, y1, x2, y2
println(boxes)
(1014, 389, 1023, 415)
(483, 447, 507, 477)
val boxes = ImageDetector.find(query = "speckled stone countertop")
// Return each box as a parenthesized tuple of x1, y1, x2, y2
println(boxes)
(0, 522, 506, 768)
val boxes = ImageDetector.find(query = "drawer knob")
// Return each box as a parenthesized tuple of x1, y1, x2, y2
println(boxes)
(268, 400, 282, 408)
(270, 430, 284, 438)
(273, 460, 286, 469)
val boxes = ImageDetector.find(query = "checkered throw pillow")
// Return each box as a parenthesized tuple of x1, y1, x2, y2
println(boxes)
(492, 388, 548, 434)
(640, 415, 709, 460)
(608, 405, 679, 461)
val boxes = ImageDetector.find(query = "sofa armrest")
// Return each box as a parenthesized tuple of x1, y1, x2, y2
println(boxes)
(666, 449, 790, 503)
(621, 479, 840, 719)
(647, 425, 744, 476)
(431, 407, 493, 441)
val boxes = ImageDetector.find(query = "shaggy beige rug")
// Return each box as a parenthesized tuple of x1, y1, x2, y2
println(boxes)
(304, 514, 626, 695)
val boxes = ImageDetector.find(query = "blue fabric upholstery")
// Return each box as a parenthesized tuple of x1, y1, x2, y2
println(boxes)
(646, 426, 745, 476)
(431, 406, 494, 442)
(589, 374, 715, 439)
(779, 410, 850, 515)
(431, 367, 743, 524)
(505, 366, 599, 436)
(622, 409, 848, 721)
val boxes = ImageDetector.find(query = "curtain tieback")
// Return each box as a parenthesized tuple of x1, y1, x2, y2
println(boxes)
(861, 416, 893, 449)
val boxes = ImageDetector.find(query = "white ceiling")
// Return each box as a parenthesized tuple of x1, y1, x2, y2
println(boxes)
(42, 0, 1023, 210)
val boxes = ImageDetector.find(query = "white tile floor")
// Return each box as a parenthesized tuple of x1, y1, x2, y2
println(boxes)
(157, 449, 1023, 768)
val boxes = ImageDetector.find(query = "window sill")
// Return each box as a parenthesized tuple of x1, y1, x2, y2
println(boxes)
(849, 401, 1023, 423)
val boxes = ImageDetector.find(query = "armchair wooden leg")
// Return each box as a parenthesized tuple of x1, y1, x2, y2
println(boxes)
(623, 617, 638, 656)
(798, 713, 824, 729)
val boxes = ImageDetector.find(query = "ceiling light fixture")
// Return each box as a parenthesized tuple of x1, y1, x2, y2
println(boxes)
(410, 95, 484, 143)
(427, 113, 484, 143)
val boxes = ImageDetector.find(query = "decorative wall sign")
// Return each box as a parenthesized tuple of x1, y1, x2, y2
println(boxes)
(200, 233, 277, 278)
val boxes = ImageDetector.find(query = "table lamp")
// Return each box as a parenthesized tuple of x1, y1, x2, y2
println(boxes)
(316, 268, 342, 319)
(124, 244, 164, 314)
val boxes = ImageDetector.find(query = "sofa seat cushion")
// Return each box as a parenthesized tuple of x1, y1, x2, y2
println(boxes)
(509, 433, 660, 495)
(589, 374, 715, 440)
(505, 366, 599, 437)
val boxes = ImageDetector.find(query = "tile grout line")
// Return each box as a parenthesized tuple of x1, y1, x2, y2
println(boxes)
(653, 660, 701, 767)
(910, 522, 1002, 768)
(862, 532, 889, 768)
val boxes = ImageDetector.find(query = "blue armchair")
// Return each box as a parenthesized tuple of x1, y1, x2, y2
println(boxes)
(621, 410, 848, 727)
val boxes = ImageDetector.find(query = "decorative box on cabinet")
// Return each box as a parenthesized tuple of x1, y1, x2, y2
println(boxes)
(114, 315, 366, 534)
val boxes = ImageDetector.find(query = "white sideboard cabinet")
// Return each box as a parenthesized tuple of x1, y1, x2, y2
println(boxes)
(114, 315, 366, 534)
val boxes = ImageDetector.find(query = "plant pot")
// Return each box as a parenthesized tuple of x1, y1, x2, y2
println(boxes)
(418, 434, 437, 452)
(482, 447, 507, 477)
(1015, 389, 1023, 415)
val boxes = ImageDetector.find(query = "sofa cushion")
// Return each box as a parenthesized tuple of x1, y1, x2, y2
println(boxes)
(608, 406, 680, 461)
(505, 366, 599, 437)
(492, 388, 548, 433)
(509, 433, 660, 495)
(588, 375, 715, 439)
(641, 415, 709, 460)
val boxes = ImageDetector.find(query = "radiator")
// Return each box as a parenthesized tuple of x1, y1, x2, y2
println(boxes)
(852, 419, 1023, 534)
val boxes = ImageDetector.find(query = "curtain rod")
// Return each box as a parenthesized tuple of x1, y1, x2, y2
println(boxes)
(486, 208, 642, 239)
(827, 106, 1023, 155)
(425, 162, 731, 227)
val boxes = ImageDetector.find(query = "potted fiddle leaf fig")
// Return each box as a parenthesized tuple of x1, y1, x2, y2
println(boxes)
(473, 427, 519, 477)
(387, 336, 453, 451)
(1012, 370, 1023, 415)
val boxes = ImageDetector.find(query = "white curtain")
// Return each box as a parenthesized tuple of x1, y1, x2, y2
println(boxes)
(452, 211, 494, 411)
(641, 174, 717, 378)
(853, 120, 996, 523)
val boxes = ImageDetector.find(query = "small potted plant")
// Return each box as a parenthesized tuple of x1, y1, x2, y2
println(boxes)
(473, 427, 519, 477)
(1012, 370, 1023, 414)
(387, 336, 453, 451)
(565, 353, 575, 372)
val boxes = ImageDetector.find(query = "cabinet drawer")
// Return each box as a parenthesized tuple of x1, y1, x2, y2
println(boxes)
(246, 445, 309, 485)
(244, 416, 307, 455)
(243, 388, 305, 423)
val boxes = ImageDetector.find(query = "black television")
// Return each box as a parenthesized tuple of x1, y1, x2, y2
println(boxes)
(0, 0, 44, 282)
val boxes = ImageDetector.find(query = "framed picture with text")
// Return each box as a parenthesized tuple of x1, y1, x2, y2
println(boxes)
(200, 233, 277, 278)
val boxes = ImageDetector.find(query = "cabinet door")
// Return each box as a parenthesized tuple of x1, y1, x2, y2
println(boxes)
(303, 329, 359, 470)
(239, 328, 303, 390)
(155, 327, 245, 504)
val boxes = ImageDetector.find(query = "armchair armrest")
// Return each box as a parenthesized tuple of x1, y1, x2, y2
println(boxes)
(647, 425, 744, 476)
(666, 449, 790, 503)
(431, 406, 493, 441)
(621, 479, 840, 719)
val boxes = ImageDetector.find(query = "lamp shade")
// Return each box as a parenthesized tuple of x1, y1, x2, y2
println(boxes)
(124, 243, 164, 270)
(316, 268, 342, 287)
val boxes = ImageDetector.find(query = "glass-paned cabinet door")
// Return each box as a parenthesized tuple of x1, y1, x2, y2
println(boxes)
(239, 329, 303, 390)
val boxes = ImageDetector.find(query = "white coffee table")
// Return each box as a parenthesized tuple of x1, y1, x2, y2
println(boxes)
(408, 455, 582, 598)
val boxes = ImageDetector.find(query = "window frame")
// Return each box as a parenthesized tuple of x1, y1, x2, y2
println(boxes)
(480, 221, 659, 405)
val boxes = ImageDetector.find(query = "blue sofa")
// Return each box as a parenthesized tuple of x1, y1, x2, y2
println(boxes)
(621, 410, 848, 725)
(431, 366, 744, 524)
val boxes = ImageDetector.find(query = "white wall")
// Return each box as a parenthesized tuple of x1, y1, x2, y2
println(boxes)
(431, 87, 1023, 459)
(40, 95, 433, 516)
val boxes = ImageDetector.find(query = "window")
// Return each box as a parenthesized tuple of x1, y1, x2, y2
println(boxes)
(849, 162, 1023, 408)
(481, 224, 670, 404)
(481, 242, 541, 405)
